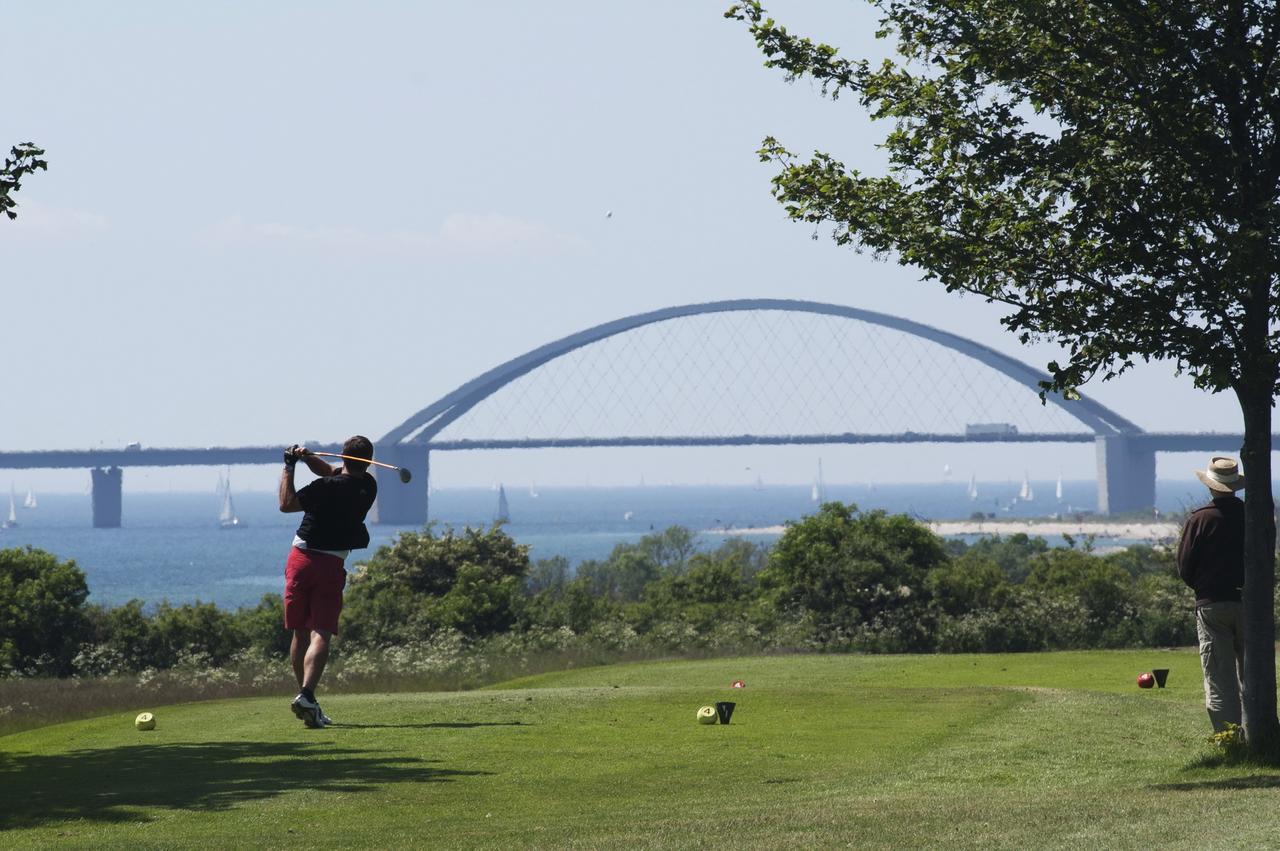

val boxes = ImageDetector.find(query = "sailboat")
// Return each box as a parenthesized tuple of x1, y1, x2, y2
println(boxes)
(753, 474, 765, 492)
(3, 486, 17, 528)
(1055, 473, 1064, 502)
(1019, 471, 1034, 502)
(966, 474, 978, 501)
(811, 458, 826, 503)
(218, 472, 245, 529)
(529, 482, 540, 498)
(495, 484, 511, 523)
(23, 488, 37, 509)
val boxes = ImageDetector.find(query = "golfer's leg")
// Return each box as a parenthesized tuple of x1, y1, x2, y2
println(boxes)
(291, 629, 309, 689)
(1197, 604, 1242, 731)
(302, 629, 331, 692)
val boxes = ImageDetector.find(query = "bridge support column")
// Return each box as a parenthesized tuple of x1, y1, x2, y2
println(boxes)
(1095, 436, 1155, 515)
(90, 466, 123, 528)
(372, 445, 429, 526)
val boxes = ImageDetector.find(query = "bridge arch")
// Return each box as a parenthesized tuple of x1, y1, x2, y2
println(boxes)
(381, 298, 1142, 447)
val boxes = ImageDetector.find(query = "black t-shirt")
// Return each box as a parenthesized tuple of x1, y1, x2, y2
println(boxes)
(295, 473, 377, 551)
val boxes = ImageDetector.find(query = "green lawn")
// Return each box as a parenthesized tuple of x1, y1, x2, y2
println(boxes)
(2, 649, 1275, 849)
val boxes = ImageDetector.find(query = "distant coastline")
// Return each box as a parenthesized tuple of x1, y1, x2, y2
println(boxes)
(716, 519, 1182, 542)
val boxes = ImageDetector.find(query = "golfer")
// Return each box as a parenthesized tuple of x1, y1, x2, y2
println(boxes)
(278, 435, 378, 728)
(1176, 456, 1245, 734)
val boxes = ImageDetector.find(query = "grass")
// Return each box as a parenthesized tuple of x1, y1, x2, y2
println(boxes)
(1, 649, 1274, 848)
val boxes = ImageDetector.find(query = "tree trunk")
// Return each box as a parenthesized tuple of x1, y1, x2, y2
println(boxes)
(1237, 383, 1279, 755)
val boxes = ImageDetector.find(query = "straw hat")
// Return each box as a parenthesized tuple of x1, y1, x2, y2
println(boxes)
(1195, 456, 1245, 493)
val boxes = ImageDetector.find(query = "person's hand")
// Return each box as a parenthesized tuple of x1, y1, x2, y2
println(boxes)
(283, 444, 306, 465)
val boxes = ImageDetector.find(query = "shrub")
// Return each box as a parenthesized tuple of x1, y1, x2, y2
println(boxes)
(343, 524, 531, 645)
(0, 547, 90, 676)
(760, 503, 946, 645)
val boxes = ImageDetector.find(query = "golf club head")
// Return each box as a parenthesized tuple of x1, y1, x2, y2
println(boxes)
(398, 468, 412, 484)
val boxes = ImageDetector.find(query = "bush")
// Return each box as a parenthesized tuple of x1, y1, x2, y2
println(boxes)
(0, 547, 89, 676)
(343, 524, 531, 645)
(760, 503, 945, 647)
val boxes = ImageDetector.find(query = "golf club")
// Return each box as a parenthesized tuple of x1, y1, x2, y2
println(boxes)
(309, 451, 413, 483)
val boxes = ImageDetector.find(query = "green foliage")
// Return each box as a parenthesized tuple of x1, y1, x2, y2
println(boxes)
(526, 555, 570, 596)
(0, 547, 89, 675)
(344, 524, 531, 643)
(637, 540, 766, 633)
(761, 502, 945, 647)
(925, 556, 1012, 616)
(1102, 544, 1177, 579)
(727, 1, 1280, 398)
(1, 143, 47, 221)
(949, 533, 1050, 583)
(576, 552, 660, 603)
(0, 514, 1232, 680)
(234, 594, 292, 659)
(726, 0, 1280, 745)
(1026, 549, 1139, 646)
(572, 527, 702, 604)
(147, 601, 244, 669)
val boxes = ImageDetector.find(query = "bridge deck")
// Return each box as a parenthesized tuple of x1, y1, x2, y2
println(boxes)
(0, 433, 1260, 469)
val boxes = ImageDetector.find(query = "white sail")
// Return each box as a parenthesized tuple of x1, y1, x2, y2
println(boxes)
(1055, 474, 1063, 501)
(1019, 472, 1033, 502)
(496, 485, 510, 523)
(754, 474, 764, 491)
(218, 471, 244, 528)
(812, 458, 826, 503)
(23, 488, 36, 509)
(529, 482, 539, 498)
(5, 486, 17, 528)
(967, 474, 978, 501)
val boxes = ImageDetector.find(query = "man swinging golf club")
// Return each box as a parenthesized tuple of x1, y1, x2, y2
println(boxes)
(279, 435, 378, 728)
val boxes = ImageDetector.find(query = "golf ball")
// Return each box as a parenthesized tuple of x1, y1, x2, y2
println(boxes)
(135, 712, 156, 731)
(697, 705, 718, 725)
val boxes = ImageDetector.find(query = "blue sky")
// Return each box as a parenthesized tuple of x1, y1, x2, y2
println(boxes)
(0, 1, 1248, 493)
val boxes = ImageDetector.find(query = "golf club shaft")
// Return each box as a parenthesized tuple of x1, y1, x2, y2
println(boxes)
(309, 451, 404, 473)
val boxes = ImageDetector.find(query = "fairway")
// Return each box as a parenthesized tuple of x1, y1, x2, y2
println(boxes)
(3, 651, 1278, 848)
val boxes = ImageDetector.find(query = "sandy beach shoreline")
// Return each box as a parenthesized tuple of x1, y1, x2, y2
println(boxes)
(715, 520, 1181, 541)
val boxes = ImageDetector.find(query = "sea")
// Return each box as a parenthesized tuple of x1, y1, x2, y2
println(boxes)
(0, 480, 1210, 611)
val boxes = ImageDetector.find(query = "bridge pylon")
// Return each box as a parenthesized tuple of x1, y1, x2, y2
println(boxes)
(372, 445, 429, 526)
(90, 466, 123, 528)
(1095, 436, 1156, 515)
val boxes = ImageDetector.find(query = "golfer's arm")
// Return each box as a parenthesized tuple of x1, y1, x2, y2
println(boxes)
(279, 464, 303, 513)
(301, 454, 337, 477)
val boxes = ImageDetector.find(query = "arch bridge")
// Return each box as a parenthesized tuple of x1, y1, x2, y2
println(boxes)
(371, 298, 1229, 523)
(0, 299, 1258, 525)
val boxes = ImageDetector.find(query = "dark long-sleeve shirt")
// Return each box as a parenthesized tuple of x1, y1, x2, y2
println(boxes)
(1176, 495, 1245, 607)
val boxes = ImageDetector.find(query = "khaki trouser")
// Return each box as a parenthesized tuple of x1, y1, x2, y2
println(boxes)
(1196, 602, 1244, 732)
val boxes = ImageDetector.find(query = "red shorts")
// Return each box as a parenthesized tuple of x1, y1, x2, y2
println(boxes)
(284, 548, 347, 634)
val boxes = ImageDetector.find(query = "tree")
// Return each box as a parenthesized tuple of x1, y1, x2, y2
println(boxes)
(1, 143, 47, 220)
(0, 547, 89, 675)
(729, 0, 1280, 753)
(760, 502, 946, 646)
(343, 524, 530, 645)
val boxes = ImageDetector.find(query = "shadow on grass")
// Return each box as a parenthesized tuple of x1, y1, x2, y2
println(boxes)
(0, 741, 489, 831)
(333, 721, 525, 730)
(1153, 775, 1280, 791)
